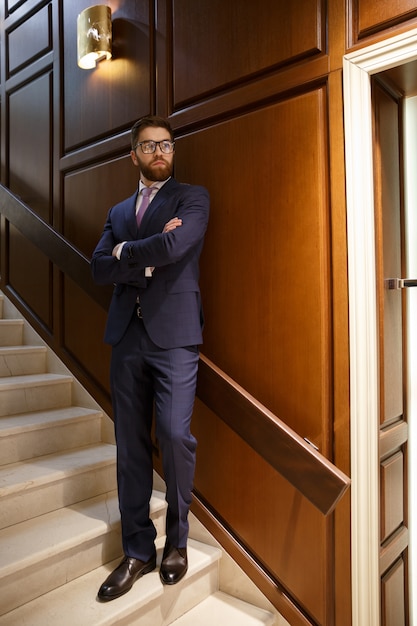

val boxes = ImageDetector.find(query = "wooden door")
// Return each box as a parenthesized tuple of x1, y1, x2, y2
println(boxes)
(372, 77, 409, 626)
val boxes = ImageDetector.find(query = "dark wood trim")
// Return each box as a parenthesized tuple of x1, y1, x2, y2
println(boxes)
(0, 183, 350, 517)
(191, 493, 315, 626)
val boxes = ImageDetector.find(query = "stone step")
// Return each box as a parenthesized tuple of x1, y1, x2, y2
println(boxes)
(0, 538, 221, 625)
(0, 406, 103, 465)
(0, 443, 117, 530)
(0, 345, 47, 376)
(0, 294, 3, 318)
(173, 591, 275, 625)
(0, 373, 73, 416)
(0, 319, 24, 346)
(0, 490, 167, 617)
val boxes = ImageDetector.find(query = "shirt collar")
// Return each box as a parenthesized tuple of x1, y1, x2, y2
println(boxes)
(138, 177, 170, 194)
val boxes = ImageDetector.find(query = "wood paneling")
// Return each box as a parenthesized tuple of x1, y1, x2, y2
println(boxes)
(63, 276, 110, 395)
(62, 0, 152, 151)
(193, 399, 328, 624)
(351, 0, 417, 44)
(7, 68, 52, 328)
(381, 452, 404, 543)
(382, 558, 406, 626)
(197, 355, 350, 516)
(9, 72, 52, 221)
(64, 155, 138, 258)
(175, 84, 333, 624)
(8, 226, 52, 329)
(6, 3, 51, 77)
(176, 87, 331, 446)
(172, 0, 325, 107)
(5, 0, 417, 623)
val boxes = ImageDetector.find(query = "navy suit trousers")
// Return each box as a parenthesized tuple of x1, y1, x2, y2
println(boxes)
(110, 310, 199, 561)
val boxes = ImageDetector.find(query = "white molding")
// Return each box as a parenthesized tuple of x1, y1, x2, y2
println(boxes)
(404, 96, 417, 626)
(343, 28, 417, 626)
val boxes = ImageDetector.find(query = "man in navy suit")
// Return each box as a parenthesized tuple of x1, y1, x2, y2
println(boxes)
(91, 116, 209, 601)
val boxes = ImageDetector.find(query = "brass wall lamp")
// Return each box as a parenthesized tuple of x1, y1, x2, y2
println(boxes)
(77, 5, 112, 69)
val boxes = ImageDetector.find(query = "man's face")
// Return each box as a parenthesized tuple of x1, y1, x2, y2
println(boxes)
(130, 126, 174, 185)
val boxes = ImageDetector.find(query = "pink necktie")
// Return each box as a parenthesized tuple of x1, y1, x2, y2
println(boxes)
(136, 187, 153, 228)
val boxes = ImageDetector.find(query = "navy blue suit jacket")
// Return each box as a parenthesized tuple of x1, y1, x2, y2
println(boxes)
(91, 177, 209, 348)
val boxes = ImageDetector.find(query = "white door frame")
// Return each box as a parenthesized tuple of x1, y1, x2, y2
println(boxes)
(343, 28, 417, 626)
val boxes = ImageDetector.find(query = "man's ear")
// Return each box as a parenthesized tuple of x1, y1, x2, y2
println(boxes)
(130, 150, 139, 166)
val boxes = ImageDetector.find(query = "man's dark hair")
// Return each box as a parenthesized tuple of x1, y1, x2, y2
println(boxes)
(131, 115, 174, 150)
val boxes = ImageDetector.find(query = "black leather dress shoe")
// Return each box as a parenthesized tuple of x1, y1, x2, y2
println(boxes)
(97, 554, 156, 602)
(159, 543, 188, 585)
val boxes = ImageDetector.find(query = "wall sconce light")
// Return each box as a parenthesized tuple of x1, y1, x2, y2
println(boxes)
(77, 5, 112, 69)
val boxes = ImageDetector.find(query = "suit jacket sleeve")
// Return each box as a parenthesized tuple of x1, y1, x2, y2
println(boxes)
(91, 184, 209, 287)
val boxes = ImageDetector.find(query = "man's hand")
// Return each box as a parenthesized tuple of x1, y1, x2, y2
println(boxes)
(163, 217, 182, 233)
(112, 243, 123, 257)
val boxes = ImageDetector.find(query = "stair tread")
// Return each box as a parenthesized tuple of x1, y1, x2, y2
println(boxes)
(0, 345, 47, 354)
(0, 373, 72, 389)
(0, 406, 102, 436)
(171, 591, 275, 625)
(0, 490, 166, 576)
(0, 538, 222, 625)
(0, 443, 116, 498)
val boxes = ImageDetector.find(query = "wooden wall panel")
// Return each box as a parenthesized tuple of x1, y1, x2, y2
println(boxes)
(62, 156, 137, 391)
(9, 72, 52, 221)
(7, 70, 52, 328)
(63, 276, 110, 395)
(8, 227, 52, 329)
(175, 83, 332, 624)
(62, 0, 152, 151)
(64, 155, 138, 258)
(172, 0, 325, 107)
(6, 3, 51, 77)
(193, 399, 327, 624)
(381, 558, 406, 626)
(176, 87, 331, 448)
(351, 0, 417, 44)
(381, 452, 404, 543)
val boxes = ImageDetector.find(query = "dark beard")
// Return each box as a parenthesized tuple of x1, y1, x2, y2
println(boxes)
(141, 159, 173, 182)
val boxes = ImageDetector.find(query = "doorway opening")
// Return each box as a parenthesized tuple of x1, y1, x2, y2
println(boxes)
(343, 29, 417, 626)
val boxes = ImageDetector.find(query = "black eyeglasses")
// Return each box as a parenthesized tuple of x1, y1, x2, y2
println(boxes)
(134, 140, 175, 154)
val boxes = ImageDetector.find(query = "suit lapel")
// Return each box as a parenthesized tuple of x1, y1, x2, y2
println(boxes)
(138, 178, 179, 233)
(124, 191, 139, 239)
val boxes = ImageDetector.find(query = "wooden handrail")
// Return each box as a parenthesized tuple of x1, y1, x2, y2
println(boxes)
(0, 184, 350, 515)
(0, 185, 112, 310)
(197, 355, 350, 515)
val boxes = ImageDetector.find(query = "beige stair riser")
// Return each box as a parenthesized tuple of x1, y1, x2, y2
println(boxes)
(0, 463, 117, 530)
(0, 495, 167, 618)
(0, 320, 24, 346)
(0, 346, 47, 376)
(128, 564, 220, 626)
(147, 562, 219, 626)
(0, 414, 102, 465)
(0, 528, 123, 616)
(0, 540, 221, 625)
(0, 377, 72, 416)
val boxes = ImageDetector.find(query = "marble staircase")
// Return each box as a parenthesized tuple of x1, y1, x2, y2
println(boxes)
(0, 292, 276, 625)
